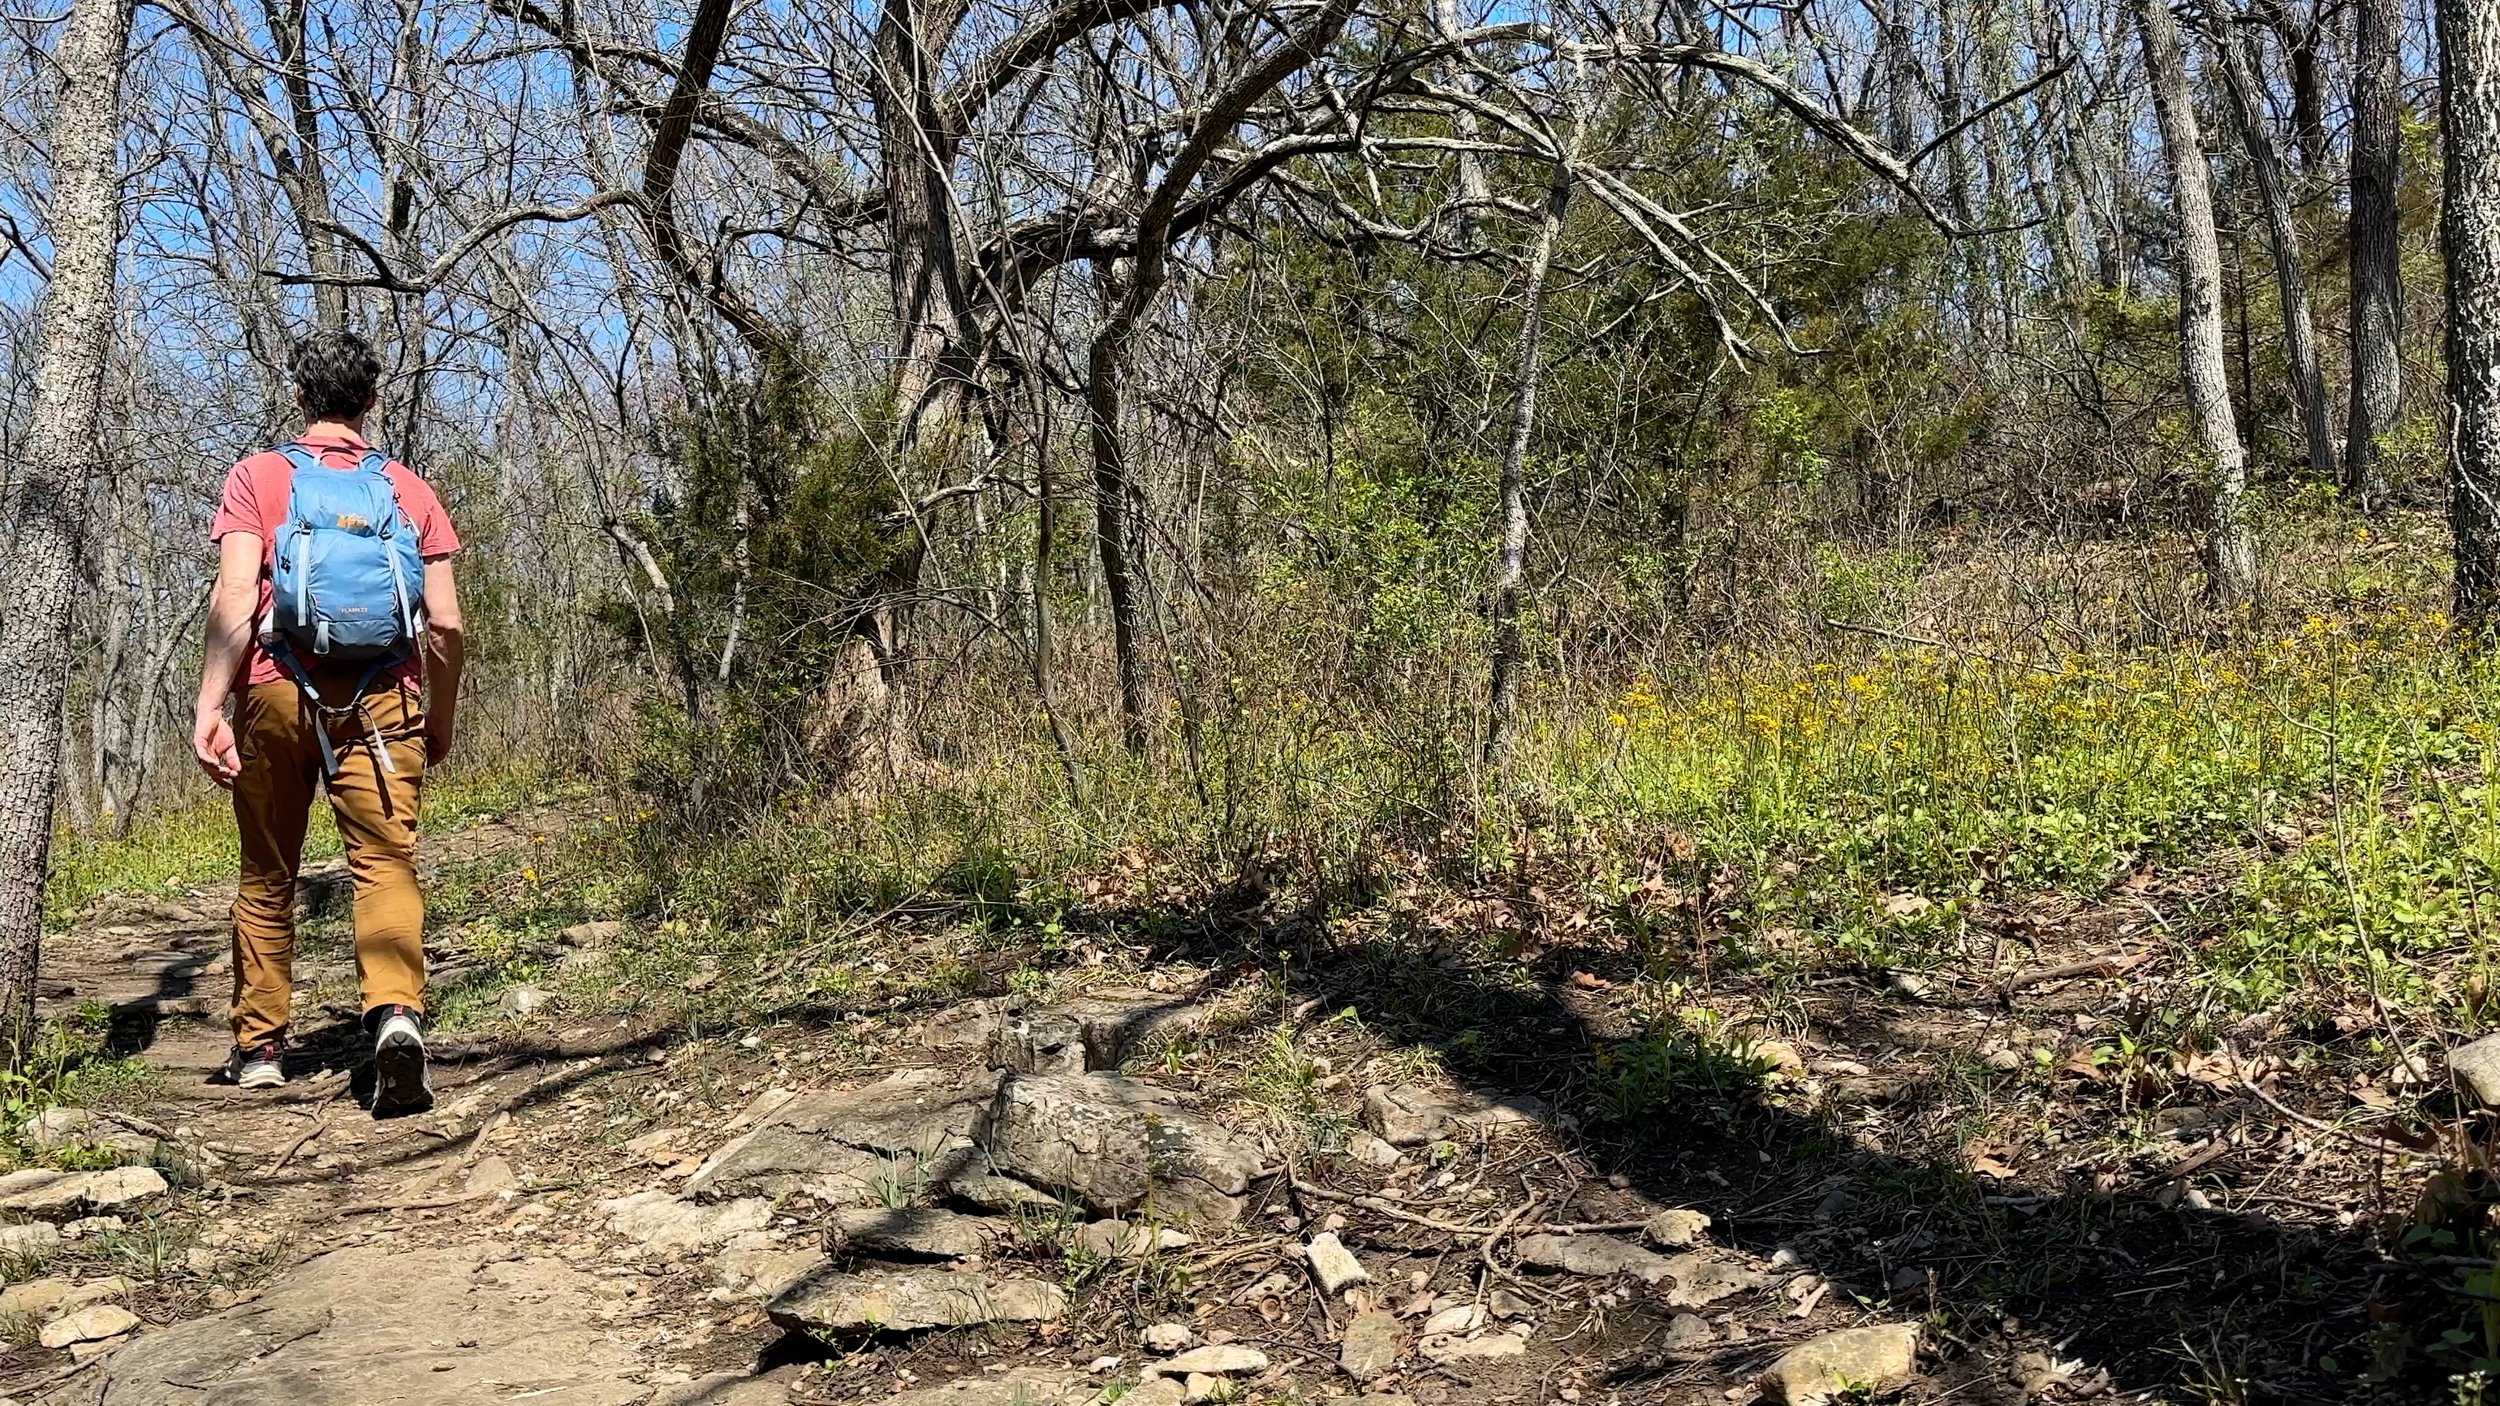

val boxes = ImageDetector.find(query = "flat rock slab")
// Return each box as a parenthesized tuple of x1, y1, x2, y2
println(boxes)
(1515, 1233, 1673, 1283)
(47, 1244, 651, 1405)
(2453, 1034, 2500, 1107)
(1362, 1083, 1545, 1147)
(829, 1206, 1006, 1259)
(1340, 1309, 1402, 1382)
(768, 1265, 1066, 1336)
(983, 1073, 1265, 1224)
(1664, 1251, 1774, 1308)
(876, 1371, 1092, 1406)
(603, 1189, 772, 1255)
(0, 1166, 166, 1219)
(688, 1068, 1000, 1204)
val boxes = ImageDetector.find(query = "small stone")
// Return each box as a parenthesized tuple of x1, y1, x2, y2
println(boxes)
(1157, 1344, 1268, 1376)
(0, 1222, 61, 1257)
(1665, 1252, 1774, 1309)
(1660, 1313, 1716, 1357)
(1361, 1083, 1545, 1146)
(1305, 1232, 1370, 1294)
(2453, 1034, 2500, 1107)
(1142, 1322, 1196, 1352)
(464, 1157, 520, 1198)
(498, 984, 553, 1018)
(710, 1246, 822, 1301)
(1181, 1373, 1219, 1403)
(1121, 1383, 1188, 1406)
(558, 920, 624, 948)
(1077, 1219, 1194, 1261)
(1340, 1309, 1401, 1382)
(62, 1216, 124, 1240)
(1421, 1332, 1527, 1363)
(39, 1304, 137, 1350)
(1422, 1304, 1481, 1335)
(184, 1248, 216, 1274)
(1760, 1323, 1920, 1405)
(1488, 1288, 1532, 1319)
(1515, 1233, 1673, 1283)
(1347, 1132, 1403, 1169)
(1643, 1209, 1712, 1248)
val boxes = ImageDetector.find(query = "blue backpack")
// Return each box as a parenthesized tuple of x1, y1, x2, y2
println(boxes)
(261, 443, 425, 773)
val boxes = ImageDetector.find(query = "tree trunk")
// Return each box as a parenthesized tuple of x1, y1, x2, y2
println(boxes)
(873, 0, 977, 451)
(1483, 158, 1572, 769)
(0, 0, 133, 1061)
(1088, 265, 1152, 755)
(2132, 0, 2257, 608)
(2444, 0, 2500, 629)
(2347, 0, 2403, 509)
(2211, 14, 2334, 481)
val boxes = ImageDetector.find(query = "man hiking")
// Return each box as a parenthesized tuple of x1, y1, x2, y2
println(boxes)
(190, 331, 464, 1113)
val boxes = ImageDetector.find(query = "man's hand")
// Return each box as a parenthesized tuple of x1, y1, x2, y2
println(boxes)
(193, 703, 241, 788)
(424, 715, 456, 767)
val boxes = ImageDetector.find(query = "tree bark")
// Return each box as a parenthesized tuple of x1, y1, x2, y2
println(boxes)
(873, 0, 978, 451)
(2347, 0, 2403, 509)
(2210, 14, 2334, 481)
(0, 0, 133, 1061)
(2131, 0, 2256, 609)
(1483, 157, 1572, 769)
(2444, 0, 2500, 629)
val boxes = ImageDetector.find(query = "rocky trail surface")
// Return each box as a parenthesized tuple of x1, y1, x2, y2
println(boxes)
(0, 806, 2384, 1405)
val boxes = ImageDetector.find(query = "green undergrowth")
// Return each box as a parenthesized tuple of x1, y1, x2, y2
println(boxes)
(44, 761, 567, 928)
(596, 592, 2500, 1040)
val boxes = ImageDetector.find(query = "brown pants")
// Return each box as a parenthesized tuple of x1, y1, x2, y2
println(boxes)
(230, 670, 429, 1046)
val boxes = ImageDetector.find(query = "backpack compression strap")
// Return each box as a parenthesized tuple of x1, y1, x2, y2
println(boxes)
(265, 634, 401, 779)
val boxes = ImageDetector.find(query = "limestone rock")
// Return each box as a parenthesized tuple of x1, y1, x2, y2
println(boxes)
(1421, 1331, 1527, 1363)
(498, 984, 552, 1018)
(643, 1373, 789, 1406)
(72, 1244, 659, 1404)
(1118, 1381, 1187, 1406)
(982, 1074, 1264, 1225)
(1347, 1132, 1403, 1169)
(1077, 1220, 1193, 1260)
(40, 1304, 137, 1349)
(1422, 1304, 1481, 1336)
(601, 1190, 771, 1255)
(22, 1109, 160, 1168)
(1361, 1084, 1545, 1147)
(558, 921, 624, 949)
(0, 1275, 125, 1320)
(870, 1372, 1093, 1406)
(1304, 1232, 1370, 1293)
(1340, 1309, 1401, 1382)
(1154, 1345, 1267, 1376)
(687, 1068, 998, 1205)
(1659, 1312, 1716, 1358)
(988, 1012, 1089, 1075)
(0, 1222, 61, 1258)
(766, 1266, 1066, 1335)
(0, 1166, 166, 1219)
(2452, 1034, 2500, 1107)
(940, 1160, 1068, 1213)
(1663, 1252, 1773, 1309)
(1643, 1208, 1712, 1248)
(1141, 1322, 1196, 1352)
(1759, 1323, 1920, 1405)
(711, 1247, 824, 1301)
(1515, 1233, 1673, 1284)
(827, 1207, 1005, 1260)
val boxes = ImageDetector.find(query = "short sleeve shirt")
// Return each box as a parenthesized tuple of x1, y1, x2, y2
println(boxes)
(209, 428, 460, 689)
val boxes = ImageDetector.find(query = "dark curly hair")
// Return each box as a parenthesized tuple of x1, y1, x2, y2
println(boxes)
(288, 331, 382, 420)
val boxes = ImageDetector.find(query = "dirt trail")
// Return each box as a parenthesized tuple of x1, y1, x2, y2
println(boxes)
(0, 809, 2399, 1406)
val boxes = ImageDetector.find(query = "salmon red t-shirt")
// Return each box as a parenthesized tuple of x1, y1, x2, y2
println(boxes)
(208, 428, 460, 689)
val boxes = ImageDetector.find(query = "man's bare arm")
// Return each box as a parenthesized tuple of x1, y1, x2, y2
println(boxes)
(422, 558, 465, 765)
(191, 532, 262, 787)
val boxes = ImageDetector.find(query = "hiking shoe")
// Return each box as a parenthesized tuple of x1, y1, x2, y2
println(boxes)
(223, 1039, 286, 1089)
(369, 1004, 432, 1113)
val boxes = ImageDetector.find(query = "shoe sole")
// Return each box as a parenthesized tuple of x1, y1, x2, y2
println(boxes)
(373, 1036, 431, 1113)
(235, 1068, 286, 1090)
